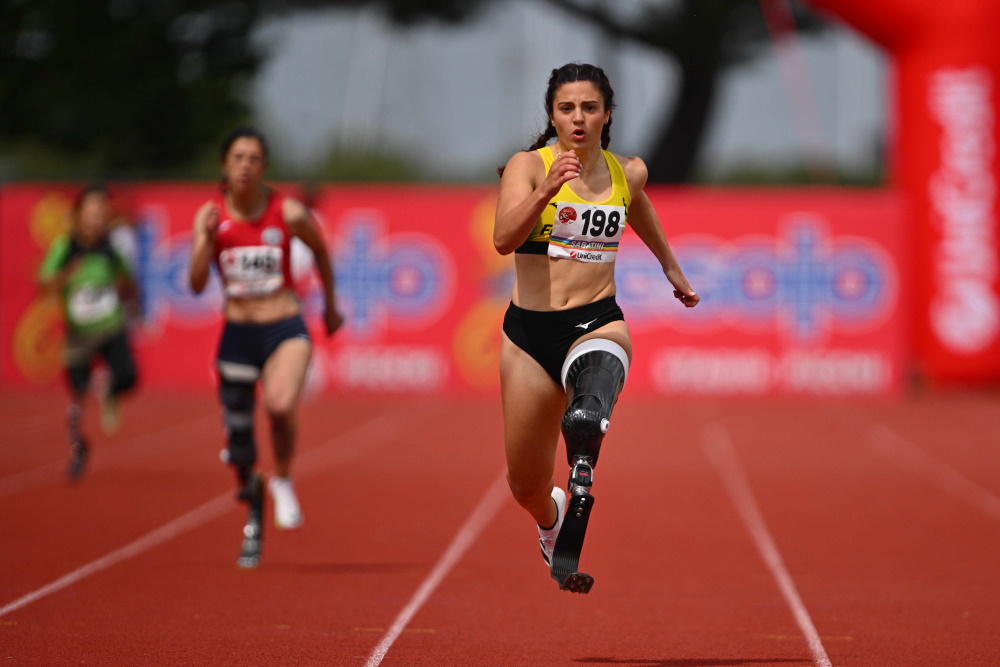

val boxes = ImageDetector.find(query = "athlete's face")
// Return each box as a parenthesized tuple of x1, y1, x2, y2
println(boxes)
(222, 137, 267, 194)
(549, 81, 610, 151)
(75, 192, 112, 243)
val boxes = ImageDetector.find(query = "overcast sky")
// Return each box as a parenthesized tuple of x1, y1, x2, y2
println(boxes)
(251, 0, 887, 181)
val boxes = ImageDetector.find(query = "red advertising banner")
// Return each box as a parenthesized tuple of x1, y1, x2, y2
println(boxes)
(0, 183, 908, 396)
(809, 0, 1000, 382)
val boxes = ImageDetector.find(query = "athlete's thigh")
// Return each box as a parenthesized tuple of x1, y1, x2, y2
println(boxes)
(572, 319, 633, 362)
(100, 331, 136, 377)
(260, 338, 312, 414)
(500, 334, 565, 479)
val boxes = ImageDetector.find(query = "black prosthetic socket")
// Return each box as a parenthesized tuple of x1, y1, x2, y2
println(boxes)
(219, 378, 257, 471)
(561, 350, 626, 468)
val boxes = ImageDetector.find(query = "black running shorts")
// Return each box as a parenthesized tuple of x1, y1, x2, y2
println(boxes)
(502, 296, 625, 386)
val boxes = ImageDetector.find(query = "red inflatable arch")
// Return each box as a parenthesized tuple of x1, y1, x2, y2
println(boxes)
(809, 0, 1000, 383)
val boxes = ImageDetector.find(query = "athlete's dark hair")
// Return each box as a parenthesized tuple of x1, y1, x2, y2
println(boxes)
(498, 63, 616, 177)
(219, 125, 270, 163)
(72, 183, 111, 213)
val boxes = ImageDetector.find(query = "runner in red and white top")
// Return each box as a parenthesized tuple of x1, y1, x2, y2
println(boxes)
(189, 126, 344, 568)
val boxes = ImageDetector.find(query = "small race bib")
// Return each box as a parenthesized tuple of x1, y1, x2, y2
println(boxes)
(220, 246, 284, 297)
(68, 285, 119, 325)
(548, 202, 626, 263)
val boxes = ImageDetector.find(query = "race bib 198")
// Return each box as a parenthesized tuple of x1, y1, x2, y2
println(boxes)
(548, 202, 626, 263)
(220, 246, 284, 297)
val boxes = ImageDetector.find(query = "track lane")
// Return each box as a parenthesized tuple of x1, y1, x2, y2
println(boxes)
(705, 397, 1000, 667)
(4, 391, 1000, 665)
(373, 399, 824, 666)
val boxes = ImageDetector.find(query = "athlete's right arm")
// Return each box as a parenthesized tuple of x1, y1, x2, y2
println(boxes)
(36, 237, 76, 293)
(493, 150, 582, 255)
(189, 201, 219, 294)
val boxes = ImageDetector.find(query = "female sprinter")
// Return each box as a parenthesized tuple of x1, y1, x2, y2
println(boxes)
(38, 184, 139, 481)
(189, 126, 343, 568)
(494, 63, 699, 593)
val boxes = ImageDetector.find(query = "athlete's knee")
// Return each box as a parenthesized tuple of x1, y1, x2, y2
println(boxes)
(264, 395, 297, 432)
(560, 339, 629, 467)
(506, 471, 553, 510)
(219, 377, 257, 468)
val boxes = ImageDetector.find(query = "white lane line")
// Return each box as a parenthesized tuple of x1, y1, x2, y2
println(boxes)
(363, 469, 509, 667)
(0, 495, 232, 618)
(701, 422, 833, 667)
(867, 423, 1000, 522)
(0, 407, 414, 619)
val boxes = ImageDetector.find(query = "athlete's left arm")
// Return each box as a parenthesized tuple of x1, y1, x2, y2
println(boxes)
(284, 198, 345, 335)
(111, 248, 142, 320)
(621, 155, 699, 308)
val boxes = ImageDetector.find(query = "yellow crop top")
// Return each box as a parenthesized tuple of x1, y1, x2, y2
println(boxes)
(515, 145, 631, 256)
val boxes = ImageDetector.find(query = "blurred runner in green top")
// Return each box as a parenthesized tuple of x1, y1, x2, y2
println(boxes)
(37, 184, 139, 481)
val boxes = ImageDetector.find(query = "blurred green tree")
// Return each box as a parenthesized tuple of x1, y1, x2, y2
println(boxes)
(551, 0, 827, 183)
(0, 0, 825, 181)
(316, 0, 828, 183)
(2, 1, 246, 174)
(0, 0, 362, 176)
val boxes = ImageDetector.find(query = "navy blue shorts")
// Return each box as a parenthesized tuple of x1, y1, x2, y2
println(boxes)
(502, 296, 625, 386)
(216, 315, 311, 379)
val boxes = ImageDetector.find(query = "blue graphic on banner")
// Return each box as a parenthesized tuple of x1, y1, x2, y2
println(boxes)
(132, 207, 222, 333)
(618, 216, 897, 341)
(130, 207, 453, 339)
(330, 212, 454, 335)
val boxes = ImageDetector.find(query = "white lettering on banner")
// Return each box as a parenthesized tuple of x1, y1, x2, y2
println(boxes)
(781, 349, 890, 394)
(333, 346, 447, 392)
(928, 67, 1000, 354)
(652, 348, 774, 395)
(652, 347, 891, 395)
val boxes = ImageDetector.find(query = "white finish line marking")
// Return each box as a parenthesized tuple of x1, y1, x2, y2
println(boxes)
(363, 469, 509, 667)
(702, 422, 833, 667)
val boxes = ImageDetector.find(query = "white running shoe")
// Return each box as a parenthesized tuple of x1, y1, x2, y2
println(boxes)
(268, 476, 303, 530)
(538, 486, 567, 567)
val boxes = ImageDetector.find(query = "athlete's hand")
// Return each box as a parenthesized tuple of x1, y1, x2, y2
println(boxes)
(673, 289, 699, 308)
(202, 203, 221, 239)
(324, 307, 345, 337)
(543, 150, 584, 193)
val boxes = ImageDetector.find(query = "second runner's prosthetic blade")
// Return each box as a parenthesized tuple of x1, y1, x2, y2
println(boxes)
(551, 339, 628, 593)
(237, 472, 264, 568)
(218, 362, 264, 569)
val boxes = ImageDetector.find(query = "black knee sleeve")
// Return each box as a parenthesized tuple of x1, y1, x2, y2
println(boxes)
(219, 377, 257, 469)
(560, 340, 629, 468)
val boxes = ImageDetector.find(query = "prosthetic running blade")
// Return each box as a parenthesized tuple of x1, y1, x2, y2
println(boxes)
(67, 439, 89, 482)
(550, 490, 595, 594)
(237, 475, 264, 569)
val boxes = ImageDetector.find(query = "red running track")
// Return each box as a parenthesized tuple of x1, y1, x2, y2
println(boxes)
(2, 387, 1000, 666)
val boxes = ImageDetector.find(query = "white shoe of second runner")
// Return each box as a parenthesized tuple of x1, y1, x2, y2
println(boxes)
(268, 476, 303, 530)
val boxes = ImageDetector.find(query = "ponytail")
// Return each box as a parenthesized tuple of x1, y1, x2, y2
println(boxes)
(497, 124, 558, 177)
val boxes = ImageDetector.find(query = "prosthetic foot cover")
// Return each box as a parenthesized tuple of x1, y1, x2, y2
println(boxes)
(236, 473, 264, 569)
(550, 485, 595, 594)
(560, 339, 629, 468)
